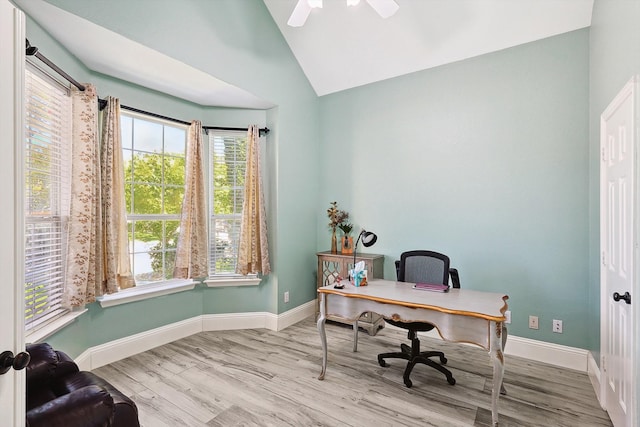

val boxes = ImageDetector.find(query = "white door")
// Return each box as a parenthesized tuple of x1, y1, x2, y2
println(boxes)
(601, 76, 637, 427)
(0, 1, 26, 426)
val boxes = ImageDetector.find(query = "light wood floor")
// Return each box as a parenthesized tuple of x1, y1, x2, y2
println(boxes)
(94, 316, 612, 427)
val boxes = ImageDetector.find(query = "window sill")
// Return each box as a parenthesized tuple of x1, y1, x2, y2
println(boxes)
(205, 276, 261, 287)
(97, 278, 197, 308)
(26, 309, 88, 343)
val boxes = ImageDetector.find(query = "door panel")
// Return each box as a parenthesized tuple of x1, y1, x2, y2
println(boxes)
(0, 1, 25, 425)
(601, 77, 636, 427)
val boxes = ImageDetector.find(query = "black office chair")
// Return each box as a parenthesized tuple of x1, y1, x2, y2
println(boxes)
(378, 250, 458, 388)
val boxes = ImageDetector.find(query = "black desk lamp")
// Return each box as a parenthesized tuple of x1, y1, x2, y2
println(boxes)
(353, 229, 378, 270)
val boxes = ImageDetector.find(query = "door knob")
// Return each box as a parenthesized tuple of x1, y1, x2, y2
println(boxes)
(613, 291, 631, 305)
(0, 350, 31, 375)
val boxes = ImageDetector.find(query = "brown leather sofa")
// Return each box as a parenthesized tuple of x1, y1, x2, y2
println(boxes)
(26, 343, 140, 427)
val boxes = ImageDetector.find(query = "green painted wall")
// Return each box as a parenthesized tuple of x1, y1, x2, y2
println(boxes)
(25, 0, 321, 357)
(319, 29, 590, 348)
(44, 0, 322, 315)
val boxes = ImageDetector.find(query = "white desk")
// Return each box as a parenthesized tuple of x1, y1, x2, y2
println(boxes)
(317, 279, 509, 427)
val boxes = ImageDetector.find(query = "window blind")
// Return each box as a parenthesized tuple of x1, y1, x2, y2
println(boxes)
(24, 65, 71, 331)
(209, 131, 246, 276)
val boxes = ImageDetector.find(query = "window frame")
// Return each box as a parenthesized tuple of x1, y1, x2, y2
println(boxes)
(121, 111, 187, 285)
(206, 130, 258, 284)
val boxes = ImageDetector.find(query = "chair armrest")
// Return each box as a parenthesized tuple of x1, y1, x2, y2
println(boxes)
(26, 385, 115, 427)
(25, 343, 59, 385)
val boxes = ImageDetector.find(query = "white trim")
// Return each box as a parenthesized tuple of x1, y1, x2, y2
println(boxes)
(26, 309, 87, 343)
(77, 301, 316, 371)
(204, 276, 261, 287)
(96, 279, 197, 308)
(588, 351, 603, 407)
(500, 335, 589, 371)
(76, 316, 203, 371)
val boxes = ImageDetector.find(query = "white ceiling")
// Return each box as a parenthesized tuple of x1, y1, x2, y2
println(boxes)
(264, 0, 594, 96)
(16, 0, 593, 107)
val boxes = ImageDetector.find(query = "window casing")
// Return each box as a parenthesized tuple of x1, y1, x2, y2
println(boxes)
(24, 64, 72, 332)
(208, 131, 248, 277)
(121, 113, 186, 284)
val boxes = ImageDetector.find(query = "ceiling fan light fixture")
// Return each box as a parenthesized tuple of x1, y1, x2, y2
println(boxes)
(365, 0, 399, 19)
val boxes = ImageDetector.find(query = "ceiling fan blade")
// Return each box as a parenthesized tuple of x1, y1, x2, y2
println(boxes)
(287, 0, 313, 27)
(365, 0, 399, 19)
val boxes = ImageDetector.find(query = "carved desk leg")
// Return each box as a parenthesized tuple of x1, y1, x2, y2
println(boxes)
(489, 321, 505, 427)
(317, 293, 327, 380)
(501, 325, 508, 395)
(353, 320, 359, 352)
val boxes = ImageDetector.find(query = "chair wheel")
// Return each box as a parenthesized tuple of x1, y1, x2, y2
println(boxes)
(378, 357, 387, 367)
(440, 356, 447, 365)
(404, 378, 413, 388)
(447, 376, 456, 385)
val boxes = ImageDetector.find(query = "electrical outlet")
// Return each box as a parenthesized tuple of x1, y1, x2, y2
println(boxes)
(504, 310, 511, 324)
(553, 319, 563, 333)
(284, 291, 290, 303)
(529, 315, 539, 330)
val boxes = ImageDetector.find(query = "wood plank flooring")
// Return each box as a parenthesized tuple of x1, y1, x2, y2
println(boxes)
(93, 316, 612, 427)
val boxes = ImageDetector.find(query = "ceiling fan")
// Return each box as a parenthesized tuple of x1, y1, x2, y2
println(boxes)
(287, 0, 399, 27)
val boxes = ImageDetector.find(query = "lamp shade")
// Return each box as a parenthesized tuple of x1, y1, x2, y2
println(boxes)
(360, 231, 377, 247)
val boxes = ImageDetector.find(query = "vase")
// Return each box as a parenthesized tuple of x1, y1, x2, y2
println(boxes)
(331, 229, 338, 254)
(341, 236, 353, 255)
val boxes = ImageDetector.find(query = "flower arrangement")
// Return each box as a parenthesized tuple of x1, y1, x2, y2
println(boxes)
(327, 201, 349, 233)
(327, 201, 349, 253)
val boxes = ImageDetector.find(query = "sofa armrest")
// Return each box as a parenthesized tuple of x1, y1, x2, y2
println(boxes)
(26, 385, 115, 427)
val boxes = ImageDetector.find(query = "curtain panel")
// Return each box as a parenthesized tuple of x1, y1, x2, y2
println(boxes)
(237, 125, 271, 276)
(62, 84, 103, 308)
(174, 120, 208, 279)
(101, 97, 135, 291)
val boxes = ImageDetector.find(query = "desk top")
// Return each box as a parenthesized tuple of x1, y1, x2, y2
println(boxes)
(319, 279, 508, 322)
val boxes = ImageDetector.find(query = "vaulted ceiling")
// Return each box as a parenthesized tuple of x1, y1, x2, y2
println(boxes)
(17, 0, 593, 108)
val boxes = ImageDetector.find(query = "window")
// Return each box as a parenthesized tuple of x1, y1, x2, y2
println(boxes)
(209, 131, 247, 276)
(24, 64, 72, 332)
(121, 114, 186, 284)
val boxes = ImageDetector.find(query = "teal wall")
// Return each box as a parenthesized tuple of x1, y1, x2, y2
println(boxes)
(44, 0, 322, 315)
(319, 29, 590, 348)
(25, 1, 322, 357)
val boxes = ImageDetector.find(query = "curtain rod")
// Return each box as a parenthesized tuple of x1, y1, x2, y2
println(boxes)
(99, 99, 269, 136)
(25, 39, 270, 137)
(25, 39, 86, 91)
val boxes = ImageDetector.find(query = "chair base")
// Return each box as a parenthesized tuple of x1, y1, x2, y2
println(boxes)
(378, 342, 456, 388)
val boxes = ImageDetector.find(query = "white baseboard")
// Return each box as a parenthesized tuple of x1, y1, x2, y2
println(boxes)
(77, 301, 316, 371)
(78, 301, 591, 380)
(587, 351, 603, 407)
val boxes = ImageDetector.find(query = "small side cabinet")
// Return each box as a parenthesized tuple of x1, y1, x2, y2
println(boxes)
(316, 251, 385, 335)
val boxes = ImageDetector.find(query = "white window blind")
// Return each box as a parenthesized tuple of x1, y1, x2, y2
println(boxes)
(24, 65, 71, 331)
(209, 131, 246, 276)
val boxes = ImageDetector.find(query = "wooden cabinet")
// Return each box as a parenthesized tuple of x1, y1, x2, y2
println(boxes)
(316, 251, 385, 335)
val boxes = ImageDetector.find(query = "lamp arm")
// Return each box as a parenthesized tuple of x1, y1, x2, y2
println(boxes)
(353, 230, 365, 272)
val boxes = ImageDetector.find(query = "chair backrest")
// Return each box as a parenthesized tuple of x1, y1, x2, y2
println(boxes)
(397, 250, 450, 285)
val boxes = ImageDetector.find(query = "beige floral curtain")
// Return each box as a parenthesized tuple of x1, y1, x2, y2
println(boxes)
(62, 84, 104, 308)
(101, 97, 135, 291)
(237, 125, 271, 275)
(174, 120, 208, 279)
